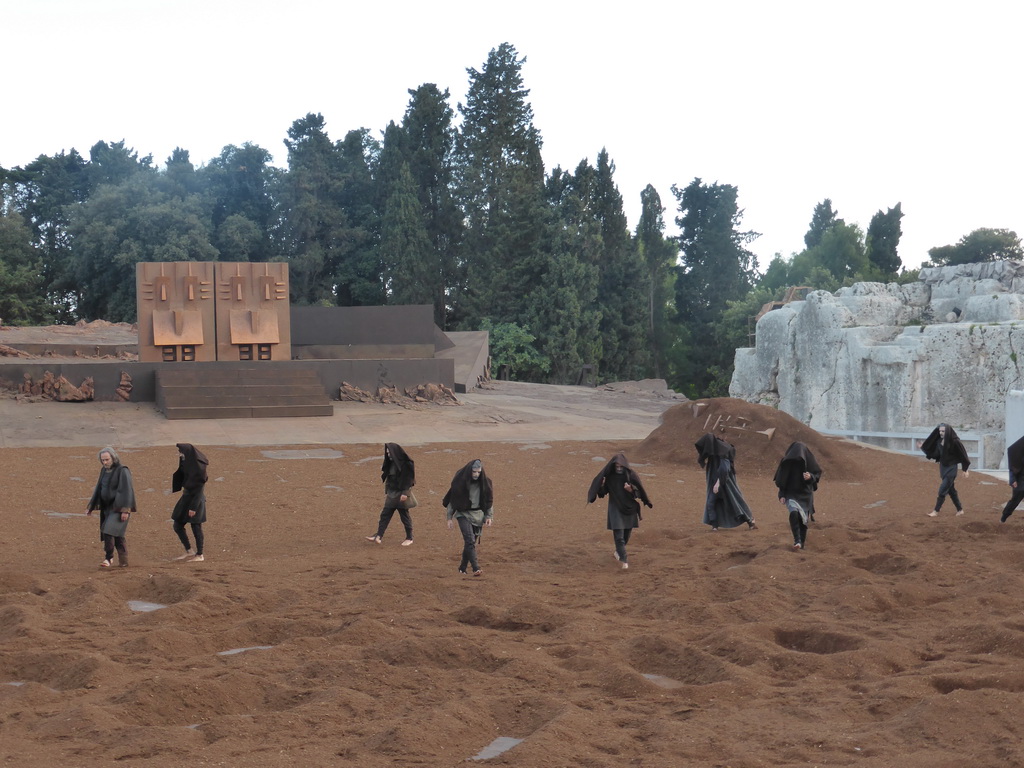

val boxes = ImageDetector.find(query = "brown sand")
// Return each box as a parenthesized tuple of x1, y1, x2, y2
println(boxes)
(2, 399, 1022, 767)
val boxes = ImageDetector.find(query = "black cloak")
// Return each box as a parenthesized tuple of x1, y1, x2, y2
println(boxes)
(172, 443, 208, 525)
(694, 433, 735, 469)
(381, 443, 415, 491)
(442, 459, 494, 512)
(587, 453, 652, 529)
(774, 441, 822, 519)
(1007, 434, 1024, 479)
(773, 441, 822, 492)
(172, 443, 209, 493)
(695, 433, 753, 529)
(87, 458, 136, 539)
(920, 424, 971, 470)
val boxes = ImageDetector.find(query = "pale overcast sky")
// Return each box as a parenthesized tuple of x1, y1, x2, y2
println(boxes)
(5, 0, 1022, 270)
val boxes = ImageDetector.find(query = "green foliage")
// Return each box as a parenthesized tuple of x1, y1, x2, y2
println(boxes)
(545, 150, 647, 383)
(69, 173, 217, 321)
(804, 199, 843, 250)
(634, 184, 678, 379)
(718, 285, 774, 351)
(669, 178, 759, 396)
(201, 142, 276, 261)
(279, 115, 383, 307)
(927, 228, 1023, 265)
(456, 43, 548, 328)
(397, 85, 462, 328)
(895, 267, 920, 285)
(759, 254, 790, 294)
(0, 209, 52, 324)
(865, 203, 903, 275)
(379, 161, 435, 305)
(480, 318, 549, 380)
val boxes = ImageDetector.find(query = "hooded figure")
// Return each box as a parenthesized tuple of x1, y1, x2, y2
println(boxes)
(366, 443, 416, 545)
(1000, 434, 1024, 522)
(920, 423, 970, 517)
(694, 433, 756, 531)
(171, 443, 209, 561)
(586, 452, 653, 569)
(443, 459, 494, 575)
(774, 441, 822, 550)
(86, 446, 136, 568)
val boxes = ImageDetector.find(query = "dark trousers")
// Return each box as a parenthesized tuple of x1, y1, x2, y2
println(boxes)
(612, 528, 633, 563)
(102, 534, 127, 562)
(789, 510, 807, 547)
(173, 520, 204, 555)
(1002, 485, 1024, 521)
(374, 504, 413, 540)
(456, 516, 482, 572)
(935, 463, 962, 512)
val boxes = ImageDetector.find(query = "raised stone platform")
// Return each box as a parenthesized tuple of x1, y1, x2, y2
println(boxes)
(156, 364, 333, 419)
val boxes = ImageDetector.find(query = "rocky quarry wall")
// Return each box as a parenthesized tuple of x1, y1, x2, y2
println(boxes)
(730, 261, 1024, 467)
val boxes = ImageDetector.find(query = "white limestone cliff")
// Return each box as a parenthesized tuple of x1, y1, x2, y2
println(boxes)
(729, 261, 1024, 466)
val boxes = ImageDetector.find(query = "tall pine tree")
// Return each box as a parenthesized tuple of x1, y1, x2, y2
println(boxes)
(592, 149, 649, 381)
(865, 202, 903, 275)
(456, 43, 548, 327)
(634, 184, 678, 379)
(400, 84, 462, 327)
(672, 178, 759, 396)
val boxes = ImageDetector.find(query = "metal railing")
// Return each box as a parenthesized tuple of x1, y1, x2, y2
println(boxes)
(816, 428, 989, 468)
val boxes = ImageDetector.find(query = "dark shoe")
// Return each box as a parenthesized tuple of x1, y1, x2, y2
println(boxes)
(747, 521, 758, 530)
(1002, 510, 1013, 522)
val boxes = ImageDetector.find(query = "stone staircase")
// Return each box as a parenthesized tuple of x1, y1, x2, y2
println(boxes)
(155, 364, 333, 419)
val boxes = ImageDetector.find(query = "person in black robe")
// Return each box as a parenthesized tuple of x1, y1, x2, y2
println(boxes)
(443, 459, 494, 576)
(586, 452, 653, 570)
(85, 446, 136, 568)
(774, 441, 822, 550)
(366, 443, 416, 545)
(694, 433, 757, 532)
(1000, 434, 1024, 522)
(919, 423, 970, 517)
(171, 443, 209, 562)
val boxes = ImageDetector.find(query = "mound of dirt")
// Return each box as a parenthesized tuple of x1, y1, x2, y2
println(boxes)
(635, 397, 899, 482)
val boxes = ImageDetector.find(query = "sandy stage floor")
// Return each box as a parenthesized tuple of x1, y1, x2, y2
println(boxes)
(2, 397, 1023, 767)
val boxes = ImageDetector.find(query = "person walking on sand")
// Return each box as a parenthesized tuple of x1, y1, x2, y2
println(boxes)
(366, 443, 416, 546)
(586, 453, 652, 570)
(694, 433, 757, 532)
(171, 443, 209, 562)
(85, 447, 136, 568)
(774, 441, 822, 551)
(443, 459, 493, 576)
(1001, 434, 1024, 522)
(919, 423, 970, 517)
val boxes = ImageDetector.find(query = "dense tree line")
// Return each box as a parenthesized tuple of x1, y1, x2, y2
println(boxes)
(2, 42, 1006, 396)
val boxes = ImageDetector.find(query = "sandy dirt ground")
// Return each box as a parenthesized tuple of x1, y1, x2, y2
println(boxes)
(3, 395, 1024, 767)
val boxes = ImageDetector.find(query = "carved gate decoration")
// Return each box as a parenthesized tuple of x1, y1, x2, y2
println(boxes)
(136, 262, 291, 362)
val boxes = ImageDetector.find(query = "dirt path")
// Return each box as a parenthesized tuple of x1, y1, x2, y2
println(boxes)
(2, 394, 1022, 767)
